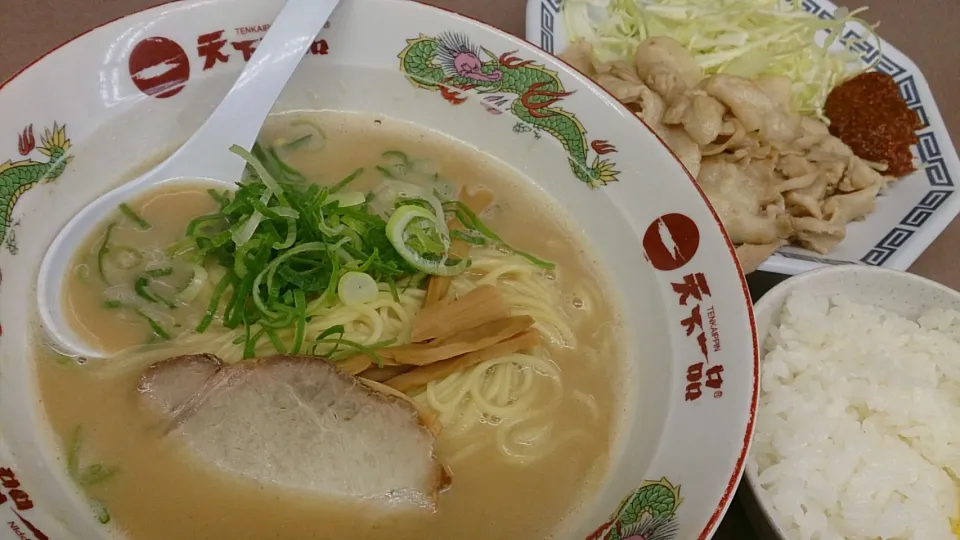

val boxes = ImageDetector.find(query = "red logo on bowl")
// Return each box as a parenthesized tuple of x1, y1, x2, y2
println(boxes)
(642, 213, 700, 271)
(129, 37, 190, 99)
(194, 25, 331, 72)
(670, 272, 725, 401)
(0, 467, 47, 539)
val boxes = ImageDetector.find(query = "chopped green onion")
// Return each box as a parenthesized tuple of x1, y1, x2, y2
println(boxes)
(146, 267, 173, 278)
(312, 325, 347, 357)
(289, 118, 327, 152)
(385, 275, 401, 303)
(317, 209, 345, 235)
(165, 237, 198, 259)
(118, 203, 150, 230)
(230, 144, 285, 200)
(243, 326, 265, 359)
(337, 271, 378, 306)
(375, 165, 396, 179)
(240, 312, 255, 358)
(66, 426, 120, 487)
(258, 142, 308, 184)
(273, 215, 298, 250)
(109, 246, 143, 270)
(314, 335, 393, 368)
(444, 200, 555, 270)
(102, 300, 123, 309)
(91, 499, 110, 524)
(67, 425, 82, 479)
(386, 205, 466, 276)
(207, 189, 227, 204)
(74, 264, 91, 283)
(382, 150, 412, 166)
(265, 328, 286, 353)
(78, 463, 119, 486)
(251, 242, 330, 320)
(196, 273, 233, 333)
(330, 168, 363, 193)
(451, 230, 487, 246)
(281, 133, 313, 151)
(137, 310, 171, 340)
(173, 145, 519, 346)
(96, 222, 118, 284)
(185, 214, 225, 238)
(327, 191, 366, 208)
(134, 276, 176, 309)
(176, 265, 208, 303)
(231, 192, 273, 247)
(310, 325, 394, 367)
(291, 290, 307, 354)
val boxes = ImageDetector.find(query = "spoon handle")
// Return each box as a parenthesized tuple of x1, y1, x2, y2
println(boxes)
(154, 0, 340, 182)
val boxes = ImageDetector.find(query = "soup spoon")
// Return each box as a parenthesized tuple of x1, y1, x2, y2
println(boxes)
(37, 0, 342, 359)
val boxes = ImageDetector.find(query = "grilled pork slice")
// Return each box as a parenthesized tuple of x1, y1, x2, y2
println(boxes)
(137, 354, 449, 509)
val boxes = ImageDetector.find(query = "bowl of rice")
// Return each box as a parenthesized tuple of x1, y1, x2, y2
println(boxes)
(744, 265, 960, 540)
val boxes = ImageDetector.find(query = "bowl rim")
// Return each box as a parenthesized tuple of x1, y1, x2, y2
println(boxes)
(743, 264, 960, 538)
(402, 4, 761, 538)
(0, 1, 760, 539)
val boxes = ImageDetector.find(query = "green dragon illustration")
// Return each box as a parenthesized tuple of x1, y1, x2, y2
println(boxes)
(587, 477, 683, 540)
(0, 123, 72, 253)
(398, 33, 619, 188)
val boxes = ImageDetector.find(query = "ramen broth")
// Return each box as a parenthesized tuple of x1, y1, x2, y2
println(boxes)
(36, 111, 624, 540)
(64, 188, 221, 352)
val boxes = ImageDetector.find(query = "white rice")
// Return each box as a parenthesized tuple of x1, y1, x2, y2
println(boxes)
(751, 291, 960, 540)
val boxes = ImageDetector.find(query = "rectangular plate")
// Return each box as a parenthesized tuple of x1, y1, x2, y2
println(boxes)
(525, 0, 960, 275)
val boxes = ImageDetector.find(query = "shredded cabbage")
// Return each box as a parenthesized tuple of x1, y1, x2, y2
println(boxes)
(562, 0, 881, 118)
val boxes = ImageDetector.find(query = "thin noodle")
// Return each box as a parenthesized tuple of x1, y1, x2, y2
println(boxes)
(92, 248, 590, 465)
(573, 389, 601, 421)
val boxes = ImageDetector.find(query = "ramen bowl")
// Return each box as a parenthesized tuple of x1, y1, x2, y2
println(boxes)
(0, 0, 757, 538)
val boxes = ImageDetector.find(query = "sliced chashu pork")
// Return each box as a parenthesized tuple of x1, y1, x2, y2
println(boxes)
(138, 354, 449, 509)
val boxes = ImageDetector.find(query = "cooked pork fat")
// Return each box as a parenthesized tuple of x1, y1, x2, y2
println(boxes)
(138, 354, 449, 509)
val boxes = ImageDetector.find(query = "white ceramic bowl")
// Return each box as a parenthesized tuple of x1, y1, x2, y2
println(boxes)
(742, 265, 960, 538)
(0, 0, 758, 539)
(525, 0, 960, 276)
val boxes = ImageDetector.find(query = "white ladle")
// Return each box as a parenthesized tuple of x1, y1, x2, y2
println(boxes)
(37, 0, 342, 359)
